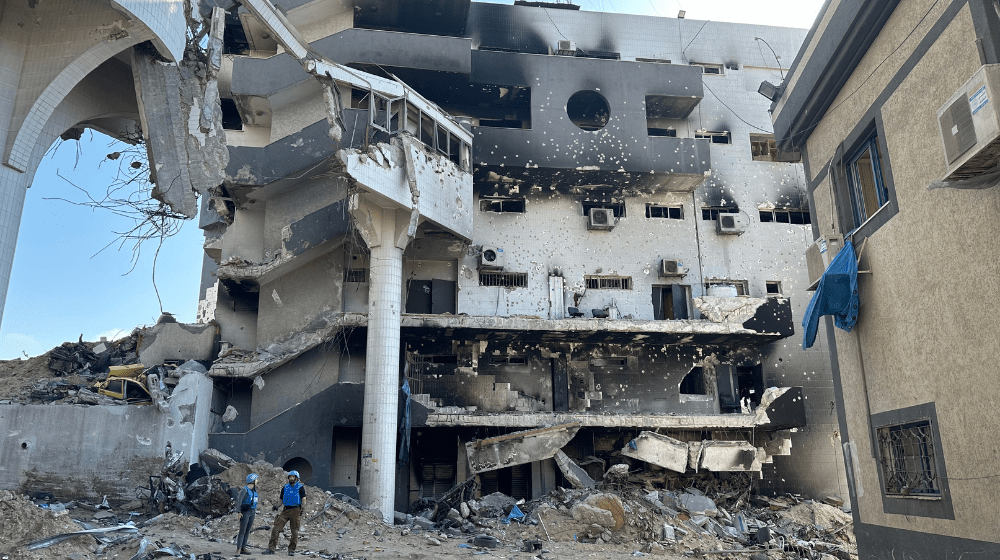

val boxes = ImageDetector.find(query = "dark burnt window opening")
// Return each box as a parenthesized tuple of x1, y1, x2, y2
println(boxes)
(479, 271, 528, 288)
(750, 133, 779, 161)
(652, 285, 690, 320)
(636, 57, 672, 64)
(759, 208, 811, 224)
(589, 357, 627, 367)
(648, 127, 677, 137)
(696, 131, 731, 144)
(701, 206, 739, 220)
(646, 204, 683, 219)
(345, 268, 368, 283)
(222, 12, 250, 55)
(480, 197, 526, 213)
(766, 281, 782, 295)
(489, 355, 527, 365)
(220, 98, 243, 131)
(412, 354, 459, 364)
(567, 91, 610, 131)
(582, 201, 625, 218)
(585, 275, 633, 290)
(680, 367, 707, 395)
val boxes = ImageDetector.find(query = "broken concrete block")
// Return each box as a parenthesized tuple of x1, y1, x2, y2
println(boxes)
(460, 502, 470, 518)
(199, 448, 236, 473)
(413, 516, 435, 530)
(570, 503, 615, 529)
(221, 405, 238, 423)
(679, 493, 718, 517)
(465, 423, 580, 473)
(137, 322, 217, 366)
(622, 431, 689, 473)
(553, 450, 595, 489)
(583, 494, 626, 532)
(699, 441, 762, 472)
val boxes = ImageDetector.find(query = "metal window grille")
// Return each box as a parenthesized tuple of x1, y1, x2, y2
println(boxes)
(877, 420, 941, 496)
(344, 268, 367, 282)
(585, 276, 633, 290)
(479, 271, 528, 288)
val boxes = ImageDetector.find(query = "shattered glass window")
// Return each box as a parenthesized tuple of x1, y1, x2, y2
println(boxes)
(877, 420, 941, 497)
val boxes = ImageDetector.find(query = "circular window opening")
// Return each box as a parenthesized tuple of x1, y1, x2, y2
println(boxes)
(567, 90, 610, 131)
(282, 457, 314, 483)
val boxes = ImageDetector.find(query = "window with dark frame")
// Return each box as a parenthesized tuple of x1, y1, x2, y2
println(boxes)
(585, 275, 633, 290)
(480, 197, 527, 213)
(765, 281, 782, 295)
(479, 271, 528, 288)
(582, 200, 626, 218)
(646, 204, 683, 219)
(847, 132, 889, 226)
(345, 268, 368, 283)
(877, 420, 941, 497)
(690, 62, 723, 75)
(759, 208, 811, 224)
(696, 131, 731, 144)
(701, 206, 739, 220)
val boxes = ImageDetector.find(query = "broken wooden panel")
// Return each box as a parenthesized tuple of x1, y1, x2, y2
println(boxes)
(465, 423, 580, 474)
(621, 431, 689, 473)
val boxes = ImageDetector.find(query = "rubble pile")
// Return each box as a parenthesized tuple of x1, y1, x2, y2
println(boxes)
(0, 490, 97, 559)
(395, 469, 856, 560)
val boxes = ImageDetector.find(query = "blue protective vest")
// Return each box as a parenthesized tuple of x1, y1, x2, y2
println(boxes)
(242, 486, 259, 510)
(282, 482, 303, 507)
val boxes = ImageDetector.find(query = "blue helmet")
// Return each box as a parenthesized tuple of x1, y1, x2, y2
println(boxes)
(288, 470, 300, 479)
(246, 473, 259, 484)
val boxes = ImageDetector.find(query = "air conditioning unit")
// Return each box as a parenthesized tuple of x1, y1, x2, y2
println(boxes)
(660, 259, 685, 277)
(805, 234, 844, 290)
(480, 246, 505, 269)
(937, 64, 1000, 181)
(557, 40, 577, 54)
(715, 213, 744, 234)
(587, 208, 616, 231)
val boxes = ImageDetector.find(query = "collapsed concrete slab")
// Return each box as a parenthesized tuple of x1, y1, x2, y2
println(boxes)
(137, 322, 218, 367)
(465, 423, 580, 474)
(554, 450, 596, 489)
(622, 432, 689, 473)
(699, 441, 762, 472)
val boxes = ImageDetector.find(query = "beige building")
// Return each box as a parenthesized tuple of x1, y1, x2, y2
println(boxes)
(771, 0, 1000, 555)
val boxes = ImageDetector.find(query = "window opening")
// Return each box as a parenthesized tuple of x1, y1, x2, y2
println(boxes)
(847, 133, 889, 225)
(679, 367, 707, 394)
(220, 99, 243, 131)
(345, 269, 368, 283)
(696, 130, 731, 144)
(690, 62, 724, 75)
(489, 355, 527, 365)
(877, 420, 941, 497)
(750, 133, 778, 161)
(652, 285, 689, 319)
(581, 200, 625, 218)
(701, 206, 738, 220)
(479, 271, 528, 288)
(585, 275, 633, 290)
(704, 280, 748, 296)
(411, 355, 458, 364)
(759, 208, 811, 224)
(567, 91, 611, 131)
(481, 197, 526, 213)
(765, 281, 782, 295)
(636, 57, 671, 64)
(646, 204, 683, 219)
(589, 357, 627, 367)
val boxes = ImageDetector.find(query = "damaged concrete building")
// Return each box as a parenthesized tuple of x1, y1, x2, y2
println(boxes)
(190, 0, 849, 519)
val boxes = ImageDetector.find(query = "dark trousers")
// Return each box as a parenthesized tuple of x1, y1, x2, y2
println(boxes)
(236, 509, 255, 551)
(268, 506, 301, 551)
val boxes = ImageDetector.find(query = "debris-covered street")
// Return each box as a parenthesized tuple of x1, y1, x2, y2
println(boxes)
(0, 447, 856, 560)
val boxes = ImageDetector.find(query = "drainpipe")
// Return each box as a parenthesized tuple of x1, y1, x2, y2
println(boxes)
(359, 212, 404, 522)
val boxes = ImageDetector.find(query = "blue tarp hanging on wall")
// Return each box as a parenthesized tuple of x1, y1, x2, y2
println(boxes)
(398, 378, 412, 465)
(802, 240, 859, 349)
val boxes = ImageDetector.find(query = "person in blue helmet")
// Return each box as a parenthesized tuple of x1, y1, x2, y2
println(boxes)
(263, 470, 306, 556)
(234, 473, 259, 556)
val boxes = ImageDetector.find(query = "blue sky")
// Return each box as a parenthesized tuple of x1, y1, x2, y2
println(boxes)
(0, 132, 204, 359)
(0, 0, 822, 359)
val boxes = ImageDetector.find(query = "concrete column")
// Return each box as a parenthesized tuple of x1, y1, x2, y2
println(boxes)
(0, 167, 29, 327)
(359, 209, 405, 522)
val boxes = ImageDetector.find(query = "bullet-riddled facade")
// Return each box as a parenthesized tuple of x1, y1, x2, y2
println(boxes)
(198, 1, 847, 514)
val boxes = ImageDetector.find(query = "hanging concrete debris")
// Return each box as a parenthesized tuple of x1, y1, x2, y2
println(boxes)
(622, 432, 690, 473)
(465, 423, 580, 474)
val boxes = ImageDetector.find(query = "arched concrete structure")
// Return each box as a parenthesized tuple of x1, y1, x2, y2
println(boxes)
(0, 0, 187, 327)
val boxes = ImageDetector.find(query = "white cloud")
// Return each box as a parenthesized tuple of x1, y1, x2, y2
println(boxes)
(91, 328, 130, 343)
(0, 333, 46, 360)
